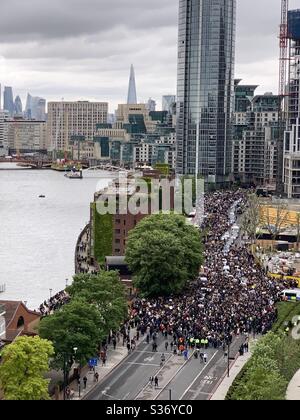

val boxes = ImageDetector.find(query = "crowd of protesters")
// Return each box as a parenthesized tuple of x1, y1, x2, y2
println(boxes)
(129, 189, 295, 349)
(76, 226, 98, 275)
(39, 189, 296, 350)
(39, 290, 70, 317)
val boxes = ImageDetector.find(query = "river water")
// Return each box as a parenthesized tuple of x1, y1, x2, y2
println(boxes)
(0, 164, 111, 309)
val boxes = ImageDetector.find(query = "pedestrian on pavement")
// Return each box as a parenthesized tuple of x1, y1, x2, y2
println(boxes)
(127, 342, 131, 353)
(200, 352, 204, 363)
(154, 376, 159, 389)
(94, 372, 99, 383)
(146, 334, 150, 344)
(102, 357, 107, 366)
(149, 376, 154, 387)
(170, 342, 174, 351)
(204, 353, 208, 363)
(165, 342, 169, 351)
(160, 353, 166, 366)
(65, 386, 71, 400)
(83, 376, 88, 389)
(113, 338, 117, 350)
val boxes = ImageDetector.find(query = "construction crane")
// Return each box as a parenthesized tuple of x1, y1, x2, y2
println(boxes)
(279, 0, 289, 100)
(277, 0, 289, 193)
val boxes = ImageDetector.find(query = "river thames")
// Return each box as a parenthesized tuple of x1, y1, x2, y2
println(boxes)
(0, 163, 111, 309)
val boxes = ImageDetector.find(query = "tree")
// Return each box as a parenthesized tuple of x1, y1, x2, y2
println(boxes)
(240, 193, 262, 243)
(125, 213, 203, 297)
(0, 336, 54, 400)
(67, 271, 128, 332)
(39, 299, 103, 372)
(262, 201, 288, 248)
(296, 213, 300, 251)
(233, 365, 287, 401)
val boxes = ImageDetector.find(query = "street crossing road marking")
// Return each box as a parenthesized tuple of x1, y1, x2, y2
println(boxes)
(144, 357, 155, 362)
(126, 362, 161, 367)
(179, 351, 219, 400)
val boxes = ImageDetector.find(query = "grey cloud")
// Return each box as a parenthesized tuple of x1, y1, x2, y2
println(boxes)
(0, 0, 295, 110)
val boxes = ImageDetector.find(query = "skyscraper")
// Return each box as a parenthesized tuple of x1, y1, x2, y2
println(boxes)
(176, 0, 237, 184)
(14, 96, 23, 116)
(127, 65, 137, 105)
(162, 95, 176, 114)
(3, 87, 14, 116)
(146, 98, 156, 112)
(25, 94, 46, 120)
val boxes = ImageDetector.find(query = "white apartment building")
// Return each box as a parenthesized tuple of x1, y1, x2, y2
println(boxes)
(4, 118, 47, 152)
(47, 101, 108, 151)
(0, 111, 9, 156)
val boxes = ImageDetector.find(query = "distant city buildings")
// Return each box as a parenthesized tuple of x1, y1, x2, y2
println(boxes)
(95, 103, 176, 170)
(233, 80, 280, 186)
(176, 0, 237, 185)
(25, 94, 46, 121)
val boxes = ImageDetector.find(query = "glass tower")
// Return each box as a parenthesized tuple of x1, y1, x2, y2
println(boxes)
(176, 0, 236, 183)
(3, 87, 14, 116)
(127, 65, 138, 105)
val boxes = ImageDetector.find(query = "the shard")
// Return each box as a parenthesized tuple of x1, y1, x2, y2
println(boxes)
(127, 64, 137, 104)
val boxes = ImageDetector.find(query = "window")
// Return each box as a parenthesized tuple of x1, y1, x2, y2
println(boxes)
(17, 316, 25, 328)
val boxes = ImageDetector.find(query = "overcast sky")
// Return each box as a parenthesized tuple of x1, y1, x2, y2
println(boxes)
(0, 0, 299, 112)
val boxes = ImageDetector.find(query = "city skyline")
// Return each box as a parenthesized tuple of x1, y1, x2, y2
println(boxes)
(0, 0, 299, 112)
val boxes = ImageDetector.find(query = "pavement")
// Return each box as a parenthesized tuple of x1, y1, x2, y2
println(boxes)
(210, 349, 253, 400)
(84, 334, 246, 401)
(286, 369, 300, 400)
(57, 329, 138, 400)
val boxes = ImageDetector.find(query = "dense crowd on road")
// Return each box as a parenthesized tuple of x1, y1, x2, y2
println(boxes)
(130, 189, 293, 348)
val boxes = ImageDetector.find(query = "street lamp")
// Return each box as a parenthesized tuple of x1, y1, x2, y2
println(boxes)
(49, 289, 53, 300)
(227, 342, 231, 378)
(63, 347, 78, 401)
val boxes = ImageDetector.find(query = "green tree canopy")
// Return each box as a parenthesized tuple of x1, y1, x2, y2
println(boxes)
(39, 299, 103, 370)
(66, 271, 128, 332)
(0, 336, 54, 400)
(125, 213, 203, 297)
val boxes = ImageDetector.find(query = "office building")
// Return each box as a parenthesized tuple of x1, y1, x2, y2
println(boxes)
(3, 87, 14, 116)
(47, 101, 108, 151)
(4, 117, 47, 153)
(14, 96, 23, 116)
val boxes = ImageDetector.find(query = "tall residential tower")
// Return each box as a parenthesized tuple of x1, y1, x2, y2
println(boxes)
(176, 0, 237, 184)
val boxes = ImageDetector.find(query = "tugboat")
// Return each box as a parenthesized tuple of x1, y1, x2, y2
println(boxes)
(65, 168, 83, 179)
